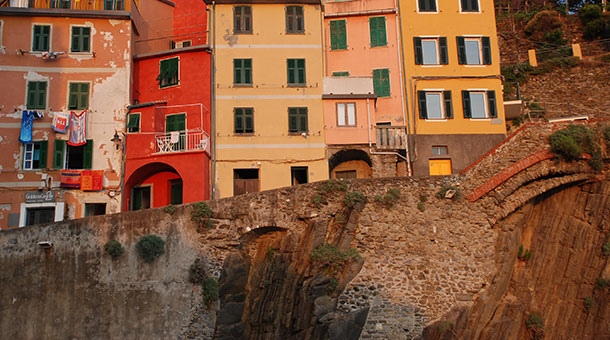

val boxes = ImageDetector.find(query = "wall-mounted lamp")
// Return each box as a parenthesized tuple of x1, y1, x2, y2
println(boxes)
(38, 241, 53, 249)
(111, 130, 123, 150)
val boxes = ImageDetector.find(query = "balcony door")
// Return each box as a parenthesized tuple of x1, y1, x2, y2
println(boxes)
(165, 114, 186, 151)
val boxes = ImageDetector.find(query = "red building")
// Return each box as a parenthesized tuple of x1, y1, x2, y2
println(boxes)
(124, 0, 211, 211)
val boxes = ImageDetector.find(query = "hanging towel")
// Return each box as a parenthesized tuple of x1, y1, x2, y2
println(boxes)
(60, 170, 82, 189)
(19, 110, 34, 143)
(52, 112, 70, 134)
(33, 111, 44, 119)
(170, 131, 180, 143)
(68, 110, 87, 146)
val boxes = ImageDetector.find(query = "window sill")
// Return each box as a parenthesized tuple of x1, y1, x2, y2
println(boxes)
(233, 84, 253, 88)
(469, 118, 491, 121)
(159, 83, 180, 89)
(424, 119, 447, 122)
(417, 11, 439, 14)
(286, 31, 305, 35)
(330, 48, 348, 52)
(459, 11, 481, 14)
(69, 51, 93, 55)
(421, 65, 443, 68)
(370, 45, 388, 48)
(464, 64, 487, 67)
(233, 31, 253, 35)
(234, 132, 255, 136)
(288, 132, 308, 135)
(287, 84, 306, 87)
(337, 125, 357, 128)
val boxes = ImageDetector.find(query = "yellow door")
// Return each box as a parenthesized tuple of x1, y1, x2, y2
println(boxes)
(429, 159, 452, 176)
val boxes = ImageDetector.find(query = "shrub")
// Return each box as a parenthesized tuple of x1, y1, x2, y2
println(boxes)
(310, 243, 360, 275)
(317, 179, 348, 195)
(344, 191, 366, 208)
(603, 126, 610, 147)
(438, 321, 454, 335)
(435, 185, 461, 200)
(163, 205, 176, 215)
(584, 296, 595, 311)
(312, 194, 323, 207)
(104, 240, 124, 260)
(524, 10, 562, 38)
(595, 277, 609, 289)
(189, 258, 207, 285)
(136, 235, 165, 263)
(518, 245, 533, 262)
(202, 278, 219, 306)
(376, 188, 401, 209)
(549, 125, 602, 170)
(265, 246, 277, 261)
(603, 240, 610, 256)
(578, 4, 603, 24)
(584, 18, 607, 39)
(191, 202, 214, 229)
(417, 202, 426, 212)
(542, 29, 567, 47)
(526, 312, 545, 340)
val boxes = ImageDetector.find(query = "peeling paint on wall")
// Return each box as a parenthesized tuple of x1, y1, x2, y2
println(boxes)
(23, 71, 49, 82)
(13, 153, 19, 170)
(108, 19, 121, 27)
(0, 204, 10, 211)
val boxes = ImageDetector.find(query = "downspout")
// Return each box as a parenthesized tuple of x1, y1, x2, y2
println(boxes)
(209, 2, 217, 200)
(119, 105, 130, 212)
(394, 0, 412, 176)
(366, 98, 372, 147)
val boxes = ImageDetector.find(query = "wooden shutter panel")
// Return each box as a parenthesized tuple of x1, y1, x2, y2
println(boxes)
(83, 140, 93, 170)
(69, 83, 78, 109)
(418, 91, 427, 119)
(428, 0, 436, 11)
(80, 83, 89, 109)
(289, 109, 297, 132)
(457, 37, 466, 65)
(245, 110, 253, 132)
(439, 37, 448, 65)
(39, 82, 47, 109)
(414, 38, 423, 65)
(71, 27, 79, 52)
(381, 69, 390, 97)
(300, 109, 308, 131)
(482, 37, 492, 65)
(234, 59, 241, 83)
(39, 140, 48, 169)
(444, 91, 453, 119)
(53, 140, 65, 169)
(462, 91, 472, 118)
(27, 82, 36, 108)
(234, 109, 243, 132)
(487, 90, 497, 118)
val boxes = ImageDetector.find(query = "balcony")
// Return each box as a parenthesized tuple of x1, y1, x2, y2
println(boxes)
(2, 0, 128, 11)
(376, 126, 407, 150)
(154, 130, 210, 155)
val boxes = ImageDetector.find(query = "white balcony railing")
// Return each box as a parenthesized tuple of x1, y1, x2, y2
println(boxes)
(154, 130, 209, 154)
(376, 126, 407, 150)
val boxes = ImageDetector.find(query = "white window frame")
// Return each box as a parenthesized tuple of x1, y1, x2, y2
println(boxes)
(31, 23, 53, 53)
(463, 36, 484, 66)
(23, 141, 42, 170)
(421, 37, 440, 66)
(467, 89, 489, 120)
(19, 202, 65, 227)
(416, 0, 439, 13)
(336, 102, 356, 127)
(159, 56, 180, 89)
(0, 20, 5, 51)
(459, 0, 481, 13)
(69, 24, 93, 54)
(67, 80, 92, 111)
(423, 89, 447, 121)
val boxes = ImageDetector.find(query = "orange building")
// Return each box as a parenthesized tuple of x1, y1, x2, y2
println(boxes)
(323, 0, 409, 178)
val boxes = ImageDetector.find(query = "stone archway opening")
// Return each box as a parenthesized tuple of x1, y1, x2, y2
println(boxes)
(328, 149, 373, 179)
(124, 162, 183, 211)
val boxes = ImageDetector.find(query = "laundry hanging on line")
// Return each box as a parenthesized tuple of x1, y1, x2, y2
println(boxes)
(68, 110, 87, 146)
(19, 110, 35, 143)
(52, 112, 70, 134)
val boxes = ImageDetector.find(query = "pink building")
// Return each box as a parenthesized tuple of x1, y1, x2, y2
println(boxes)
(324, 0, 409, 178)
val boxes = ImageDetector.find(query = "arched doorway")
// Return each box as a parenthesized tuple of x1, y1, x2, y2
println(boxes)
(124, 162, 183, 211)
(329, 149, 373, 179)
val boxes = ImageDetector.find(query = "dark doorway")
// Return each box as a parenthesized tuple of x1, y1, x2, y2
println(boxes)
(234, 169, 259, 196)
(26, 207, 55, 226)
(291, 166, 308, 185)
(170, 179, 183, 205)
(85, 203, 106, 216)
(132, 186, 151, 210)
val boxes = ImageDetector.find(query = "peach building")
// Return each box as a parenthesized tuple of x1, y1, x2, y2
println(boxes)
(323, 0, 409, 179)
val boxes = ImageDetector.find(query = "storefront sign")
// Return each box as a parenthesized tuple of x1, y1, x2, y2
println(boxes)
(25, 191, 55, 203)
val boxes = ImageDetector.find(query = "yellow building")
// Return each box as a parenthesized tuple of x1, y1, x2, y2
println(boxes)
(207, 0, 328, 198)
(400, 0, 506, 176)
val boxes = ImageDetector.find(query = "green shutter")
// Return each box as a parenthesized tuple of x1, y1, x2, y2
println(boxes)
(53, 140, 65, 169)
(288, 108, 297, 132)
(27, 81, 47, 110)
(234, 109, 243, 132)
(69, 83, 78, 109)
(482, 37, 492, 65)
(300, 108, 308, 132)
(462, 91, 472, 118)
(330, 20, 347, 50)
(487, 91, 497, 118)
(332, 71, 349, 77)
(80, 83, 89, 109)
(127, 113, 140, 130)
(414, 38, 423, 65)
(439, 37, 448, 65)
(287, 59, 295, 84)
(71, 27, 80, 52)
(457, 37, 466, 65)
(83, 140, 93, 170)
(39, 140, 48, 169)
(370, 17, 387, 47)
(418, 91, 427, 119)
(27, 82, 36, 108)
(234, 59, 241, 84)
(166, 114, 185, 132)
(245, 110, 253, 132)
(444, 90, 453, 119)
(373, 69, 390, 98)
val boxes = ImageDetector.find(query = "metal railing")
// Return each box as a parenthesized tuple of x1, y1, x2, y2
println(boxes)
(154, 130, 209, 154)
(133, 32, 208, 56)
(375, 126, 407, 150)
(2, 0, 126, 11)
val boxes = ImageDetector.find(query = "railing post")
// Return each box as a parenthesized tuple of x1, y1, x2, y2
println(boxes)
(528, 49, 538, 67)
(571, 43, 582, 59)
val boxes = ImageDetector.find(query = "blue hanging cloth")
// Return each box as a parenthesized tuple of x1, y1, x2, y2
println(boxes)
(19, 110, 34, 143)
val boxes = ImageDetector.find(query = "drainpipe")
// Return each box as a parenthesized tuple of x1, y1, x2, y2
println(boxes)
(394, 0, 412, 176)
(119, 105, 130, 212)
(209, 2, 217, 200)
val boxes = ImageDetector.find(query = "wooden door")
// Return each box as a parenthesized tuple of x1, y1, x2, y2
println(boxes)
(429, 159, 452, 176)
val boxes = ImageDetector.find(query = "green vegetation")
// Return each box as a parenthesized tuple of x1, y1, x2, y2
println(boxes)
(584, 296, 595, 311)
(435, 185, 462, 200)
(578, 4, 610, 40)
(603, 125, 610, 148)
(344, 191, 367, 208)
(265, 246, 277, 261)
(136, 235, 165, 263)
(525, 10, 562, 39)
(163, 204, 176, 215)
(191, 202, 214, 229)
(312, 180, 348, 207)
(202, 278, 219, 306)
(438, 321, 454, 336)
(518, 245, 533, 262)
(595, 277, 609, 289)
(603, 240, 610, 256)
(188, 258, 207, 285)
(310, 243, 360, 275)
(375, 187, 401, 209)
(526, 312, 545, 340)
(548, 125, 603, 170)
(104, 240, 124, 260)
(417, 202, 426, 212)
